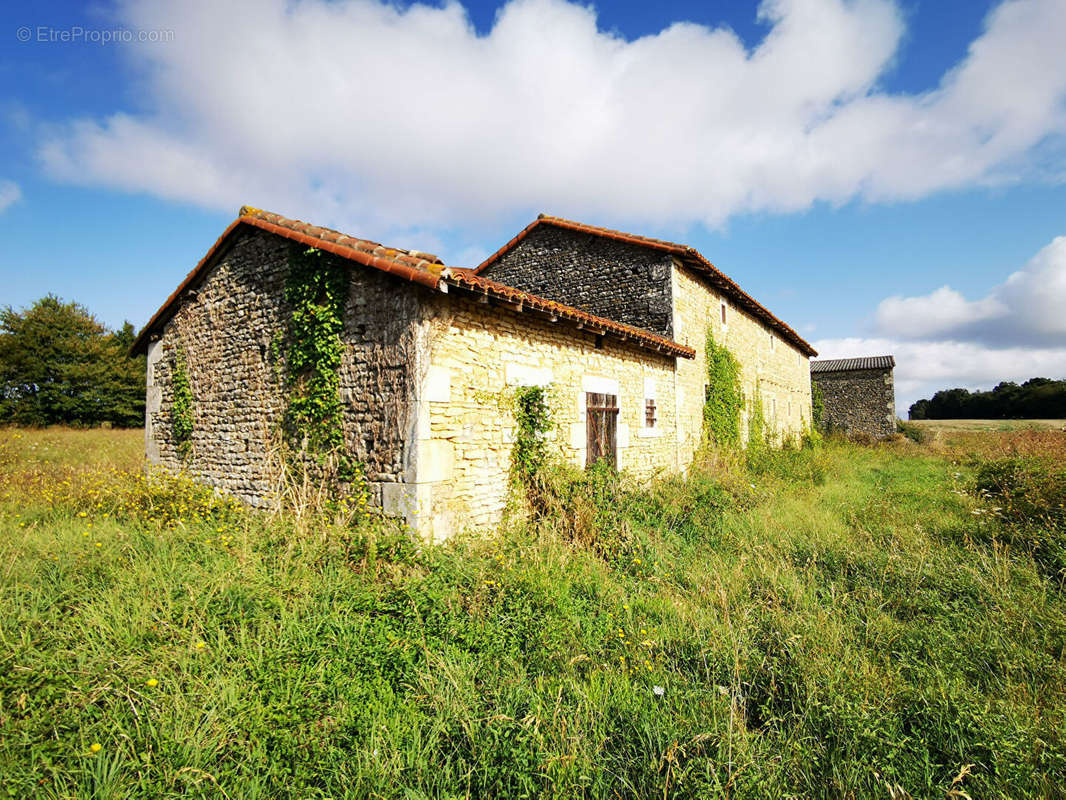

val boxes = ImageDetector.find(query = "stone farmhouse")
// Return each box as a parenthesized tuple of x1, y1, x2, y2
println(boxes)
(132, 207, 817, 540)
(810, 355, 896, 439)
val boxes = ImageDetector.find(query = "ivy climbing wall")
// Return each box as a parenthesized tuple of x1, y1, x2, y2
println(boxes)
(145, 228, 421, 507)
(671, 263, 813, 468)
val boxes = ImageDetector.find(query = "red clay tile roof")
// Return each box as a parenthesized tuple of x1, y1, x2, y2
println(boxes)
(476, 214, 818, 357)
(131, 207, 694, 359)
(441, 269, 695, 358)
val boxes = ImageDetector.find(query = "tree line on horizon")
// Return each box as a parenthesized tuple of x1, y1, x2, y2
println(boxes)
(0, 296, 145, 428)
(909, 377, 1066, 420)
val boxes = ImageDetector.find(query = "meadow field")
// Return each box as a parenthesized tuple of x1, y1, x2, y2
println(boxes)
(1, 425, 1065, 798)
(908, 419, 1066, 433)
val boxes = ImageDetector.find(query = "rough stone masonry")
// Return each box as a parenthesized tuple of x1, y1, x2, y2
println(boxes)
(810, 356, 896, 439)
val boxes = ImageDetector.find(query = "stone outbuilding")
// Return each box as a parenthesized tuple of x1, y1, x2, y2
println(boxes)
(132, 207, 817, 540)
(810, 355, 896, 438)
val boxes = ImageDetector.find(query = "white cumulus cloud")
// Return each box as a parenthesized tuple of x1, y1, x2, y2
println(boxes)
(818, 235, 1066, 412)
(0, 180, 21, 214)
(35, 0, 1066, 237)
(874, 236, 1066, 347)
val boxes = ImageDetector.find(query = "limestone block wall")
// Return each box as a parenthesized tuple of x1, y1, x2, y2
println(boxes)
(812, 368, 895, 438)
(671, 264, 812, 468)
(478, 225, 675, 338)
(146, 228, 420, 506)
(412, 294, 679, 540)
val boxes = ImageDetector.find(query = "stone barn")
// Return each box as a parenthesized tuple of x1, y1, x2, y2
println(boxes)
(132, 207, 817, 540)
(810, 356, 896, 438)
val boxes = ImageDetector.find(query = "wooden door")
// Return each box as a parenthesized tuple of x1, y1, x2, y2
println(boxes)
(586, 392, 618, 469)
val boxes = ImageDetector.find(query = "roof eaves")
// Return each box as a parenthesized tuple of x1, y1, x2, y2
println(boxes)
(131, 210, 446, 355)
(443, 268, 695, 359)
(476, 215, 817, 358)
(811, 355, 895, 373)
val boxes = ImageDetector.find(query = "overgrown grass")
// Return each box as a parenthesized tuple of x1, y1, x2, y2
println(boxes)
(1, 426, 1065, 798)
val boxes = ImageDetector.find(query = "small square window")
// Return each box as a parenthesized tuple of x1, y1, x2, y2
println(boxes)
(645, 398, 657, 428)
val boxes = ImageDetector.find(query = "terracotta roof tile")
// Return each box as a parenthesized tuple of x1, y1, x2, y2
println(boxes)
(441, 269, 695, 358)
(132, 207, 694, 360)
(476, 214, 818, 357)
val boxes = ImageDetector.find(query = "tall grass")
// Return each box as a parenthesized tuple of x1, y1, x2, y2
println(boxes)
(1, 426, 1065, 797)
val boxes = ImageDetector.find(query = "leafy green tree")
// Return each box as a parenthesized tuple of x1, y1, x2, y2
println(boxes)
(0, 296, 145, 427)
(909, 377, 1066, 419)
(908, 398, 930, 420)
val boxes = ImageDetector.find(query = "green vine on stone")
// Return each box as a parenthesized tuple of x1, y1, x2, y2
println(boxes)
(702, 331, 743, 449)
(811, 380, 825, 432)
(745, 384, 774, 470)
(171, 346, 194, 461)
(283, 245, 347, 455)
(512, 384, 553, 483)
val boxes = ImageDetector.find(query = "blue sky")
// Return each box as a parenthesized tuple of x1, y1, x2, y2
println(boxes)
(2, 0, 1065, 411)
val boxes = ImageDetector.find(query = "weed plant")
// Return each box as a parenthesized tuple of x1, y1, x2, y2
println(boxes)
(1, 426, 1065, 798)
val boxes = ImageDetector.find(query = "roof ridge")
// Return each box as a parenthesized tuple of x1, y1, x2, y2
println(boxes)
(132, 206, 694, 361)
(475, 214, 817, 357)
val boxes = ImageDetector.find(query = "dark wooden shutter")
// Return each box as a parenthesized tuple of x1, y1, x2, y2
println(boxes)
(586, 392, 619, 468)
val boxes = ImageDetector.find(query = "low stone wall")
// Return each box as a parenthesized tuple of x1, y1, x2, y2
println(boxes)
(812, 368, 895, 438)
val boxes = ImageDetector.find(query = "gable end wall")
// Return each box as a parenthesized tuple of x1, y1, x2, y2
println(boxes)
(479, 225, 674, 338)
(811, 367, 896, 438)
(145, 227, 422, 506)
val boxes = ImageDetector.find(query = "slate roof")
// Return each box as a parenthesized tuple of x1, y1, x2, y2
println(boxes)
(810, 355, 895, 373)
(131, 207, 694, 359)
(476, 214, 818, 357)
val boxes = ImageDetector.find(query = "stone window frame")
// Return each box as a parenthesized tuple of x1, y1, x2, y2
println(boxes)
(638, 375, 662, 437)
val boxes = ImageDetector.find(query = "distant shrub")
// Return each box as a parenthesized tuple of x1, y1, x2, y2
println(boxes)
(0, 296, 145, 427)
(897, 420, 931, 444)
(910, 376, 1066, 420)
